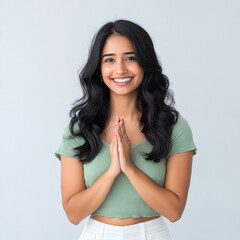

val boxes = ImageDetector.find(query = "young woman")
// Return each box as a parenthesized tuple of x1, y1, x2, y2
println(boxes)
(55, 19, 197, 240)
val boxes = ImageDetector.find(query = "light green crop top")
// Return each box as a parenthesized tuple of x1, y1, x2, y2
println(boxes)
(54, 116, 197, 218)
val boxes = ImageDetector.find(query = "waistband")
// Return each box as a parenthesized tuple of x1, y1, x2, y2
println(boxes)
(84, 216, 165, 232)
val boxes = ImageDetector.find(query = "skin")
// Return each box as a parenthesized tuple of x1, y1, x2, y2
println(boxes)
(61, 33, 194, 226)
(100, 33, 144, 122)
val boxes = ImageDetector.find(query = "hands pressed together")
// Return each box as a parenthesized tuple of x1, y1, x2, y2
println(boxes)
(109, 116, 135, 177)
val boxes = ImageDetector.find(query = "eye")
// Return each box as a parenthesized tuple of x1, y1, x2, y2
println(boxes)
(104, 58, 114, 62)
(126, 56, 136, 61)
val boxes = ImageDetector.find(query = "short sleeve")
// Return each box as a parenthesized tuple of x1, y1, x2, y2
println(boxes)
(167, 116, 197, 158)
(54, 123, 84, 161)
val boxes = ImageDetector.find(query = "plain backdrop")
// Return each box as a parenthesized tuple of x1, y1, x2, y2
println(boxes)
(1, 0, 239, 239)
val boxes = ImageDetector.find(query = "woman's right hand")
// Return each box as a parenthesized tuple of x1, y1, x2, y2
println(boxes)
(108, 128, 121, 178)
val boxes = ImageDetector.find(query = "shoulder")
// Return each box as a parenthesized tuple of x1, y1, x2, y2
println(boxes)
(171, 116, 193, 137)
(55, 121, 84, 161)
(167, 115, 197, 158)
(174, 115, 190, 128)
(63, 121, 80, 138)
(62, 121, 84, 144)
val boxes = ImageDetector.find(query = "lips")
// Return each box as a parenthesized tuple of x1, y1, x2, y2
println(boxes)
(111, 76, 133, 80)
(112, 77, 134, 86)
(111, 76, 134, 80)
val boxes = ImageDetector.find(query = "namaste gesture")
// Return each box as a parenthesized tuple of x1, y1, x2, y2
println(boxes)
(109, 116, 135, 176)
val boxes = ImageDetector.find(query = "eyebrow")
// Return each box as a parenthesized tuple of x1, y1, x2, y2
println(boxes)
(101, 51, 135, 59)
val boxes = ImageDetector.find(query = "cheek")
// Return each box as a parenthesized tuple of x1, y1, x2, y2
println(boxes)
(130, 64, 144, 75)
(136, 70, 144, 85)
(134, 66, 144, 79)
(138, 67, 144, 79)
(101, 65, 112, 77)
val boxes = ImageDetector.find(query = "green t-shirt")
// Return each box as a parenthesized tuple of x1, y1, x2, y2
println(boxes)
(55, 116, 197, 218)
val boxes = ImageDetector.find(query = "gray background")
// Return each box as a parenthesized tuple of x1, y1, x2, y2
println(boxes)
(1, 0, 239, 239)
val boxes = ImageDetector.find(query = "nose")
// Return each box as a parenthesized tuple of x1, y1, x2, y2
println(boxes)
(115, 60, 127, 75)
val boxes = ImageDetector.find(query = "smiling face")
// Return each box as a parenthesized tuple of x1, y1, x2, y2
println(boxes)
(100, 34, 144, 96)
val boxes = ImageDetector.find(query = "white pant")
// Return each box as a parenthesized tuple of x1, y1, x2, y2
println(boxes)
(78, 216, 172, 240)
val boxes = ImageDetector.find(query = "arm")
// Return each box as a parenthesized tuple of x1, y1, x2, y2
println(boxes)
(61, 155, 116, 225)
(125, 150, 193, 222)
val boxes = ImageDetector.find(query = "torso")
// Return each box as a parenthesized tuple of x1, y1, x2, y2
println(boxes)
(100, 118, 146, 147)
(90, 215, 160, 226)
(92, 118, 158, 226)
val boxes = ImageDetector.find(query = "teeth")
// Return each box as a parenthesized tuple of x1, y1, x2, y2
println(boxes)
(113, 77, 133, 82)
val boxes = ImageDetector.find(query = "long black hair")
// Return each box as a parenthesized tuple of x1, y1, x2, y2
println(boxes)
(68, 19, 180, 164)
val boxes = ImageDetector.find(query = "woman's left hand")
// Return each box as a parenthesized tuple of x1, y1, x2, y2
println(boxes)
(114, 116, 135, 175)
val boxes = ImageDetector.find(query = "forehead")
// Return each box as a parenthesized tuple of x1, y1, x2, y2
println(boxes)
(101, 34, 134, 54)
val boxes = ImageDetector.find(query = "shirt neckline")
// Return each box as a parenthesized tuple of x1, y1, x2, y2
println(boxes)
(101, 137, 148, 149)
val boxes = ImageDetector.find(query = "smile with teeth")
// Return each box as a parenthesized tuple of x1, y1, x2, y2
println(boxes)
(113, 77, 133, 83)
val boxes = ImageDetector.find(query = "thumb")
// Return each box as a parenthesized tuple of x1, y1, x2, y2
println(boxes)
(114, 129, 119, 156)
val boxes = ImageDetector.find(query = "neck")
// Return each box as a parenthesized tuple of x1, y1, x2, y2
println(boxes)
(109, 91, 142, 122)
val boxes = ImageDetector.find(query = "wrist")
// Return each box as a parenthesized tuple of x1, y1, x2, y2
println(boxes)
(123, 164, 137, 177)
(105, 168, 119, 180)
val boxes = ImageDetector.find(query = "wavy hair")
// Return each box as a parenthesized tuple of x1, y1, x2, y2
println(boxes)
(68, 19, 180, 164)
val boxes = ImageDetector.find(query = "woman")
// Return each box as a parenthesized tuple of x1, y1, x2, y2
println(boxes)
(55, 19, 197, 240)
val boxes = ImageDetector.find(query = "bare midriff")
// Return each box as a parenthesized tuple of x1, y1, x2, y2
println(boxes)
(90, 215, 160, 226)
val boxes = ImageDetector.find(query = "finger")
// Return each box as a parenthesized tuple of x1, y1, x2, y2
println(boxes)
(114, 128, 118, 138)
(116, 129, 123, 153)
(121, 118, 127, 135)
(114, 129, 119, 152)
(117, 124, 124, 143)
(119, 117, 126, 135)
(116, 117, 126, 144)
(112, 129, 115, 146)
(113, 129, 116, 143)
(115, 116, 120, 128)
(119, 119, 128, 144)
(115, 120, 120, 126)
